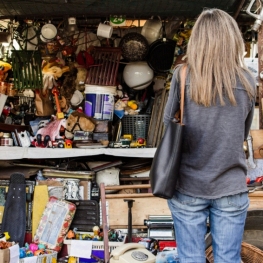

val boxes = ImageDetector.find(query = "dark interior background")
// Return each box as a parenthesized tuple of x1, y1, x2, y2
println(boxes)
(0, 0, 257, 25)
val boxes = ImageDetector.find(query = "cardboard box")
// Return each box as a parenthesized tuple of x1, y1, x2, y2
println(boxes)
(0, 248, 9, 263)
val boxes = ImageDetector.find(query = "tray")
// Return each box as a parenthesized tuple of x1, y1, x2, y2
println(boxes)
(42, 169, 95, 180)
(33, 196, 76, 252)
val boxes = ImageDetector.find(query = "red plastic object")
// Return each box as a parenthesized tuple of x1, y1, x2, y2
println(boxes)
(159, 240, 177, 251)
(246, 177, 251, 184)
(255, 176, 263, 183)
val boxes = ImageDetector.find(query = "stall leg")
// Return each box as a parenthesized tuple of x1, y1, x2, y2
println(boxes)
(100, 183, 110, 263)
(124, 199, 135, 243)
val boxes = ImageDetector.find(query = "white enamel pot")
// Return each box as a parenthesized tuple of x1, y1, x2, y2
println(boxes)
(40, 23, 57, 42)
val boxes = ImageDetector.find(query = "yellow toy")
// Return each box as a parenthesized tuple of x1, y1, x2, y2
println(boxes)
(68, 256, 77, 263)
(42, 58, 70, 95)
(0, 61, 11, 81)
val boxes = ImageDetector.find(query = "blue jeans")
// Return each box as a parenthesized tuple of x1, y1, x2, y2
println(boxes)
(167, 190, 249, 263)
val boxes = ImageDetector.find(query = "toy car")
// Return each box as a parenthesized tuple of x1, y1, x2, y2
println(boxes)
(50, 139, 65, 148)
(130, 138, 146, 148)
(108, 139, 131, 148)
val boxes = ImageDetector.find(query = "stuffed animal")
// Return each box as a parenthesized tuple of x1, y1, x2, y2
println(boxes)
(42, 58, 70, 94)
(60, 67, 78, 111)
(65, 111, 96, 139)
(60, 64, 87, 111)
(75, 64, 87, 92)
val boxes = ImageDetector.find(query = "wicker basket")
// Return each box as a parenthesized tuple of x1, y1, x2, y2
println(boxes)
(19, 250, 57, 263)
(206, 242, 263, 263)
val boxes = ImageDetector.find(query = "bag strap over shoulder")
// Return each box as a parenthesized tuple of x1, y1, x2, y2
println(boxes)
(180, 65, 187, 125)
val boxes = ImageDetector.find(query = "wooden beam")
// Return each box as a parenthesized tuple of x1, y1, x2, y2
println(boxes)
(233, 0, 246, 20)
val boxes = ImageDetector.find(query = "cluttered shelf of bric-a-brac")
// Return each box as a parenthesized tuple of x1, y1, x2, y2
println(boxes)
(0, 146, 157, 160)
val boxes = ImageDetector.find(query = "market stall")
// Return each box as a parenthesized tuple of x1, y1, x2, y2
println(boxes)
(0, 0, 263, 262)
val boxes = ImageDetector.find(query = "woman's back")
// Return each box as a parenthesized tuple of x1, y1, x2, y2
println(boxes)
(178, 70, 255, 198)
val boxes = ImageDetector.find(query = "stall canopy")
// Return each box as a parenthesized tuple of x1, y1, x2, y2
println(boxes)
(0, 0, 257, 23)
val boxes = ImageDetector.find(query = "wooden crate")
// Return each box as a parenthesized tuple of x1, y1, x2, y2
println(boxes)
(106, 186, 263, 228)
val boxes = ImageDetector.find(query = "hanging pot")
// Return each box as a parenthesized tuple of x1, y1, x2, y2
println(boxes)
(147, 21, 176, 73)
(119, 32, 149, 62)
(141, 16, 162, 44)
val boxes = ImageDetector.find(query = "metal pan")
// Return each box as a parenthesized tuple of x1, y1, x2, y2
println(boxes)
(147, 21, 176, 73)
(119, 32, 149, 62)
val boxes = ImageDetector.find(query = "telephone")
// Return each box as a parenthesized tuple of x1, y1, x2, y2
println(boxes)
(110, 243, 156, 263)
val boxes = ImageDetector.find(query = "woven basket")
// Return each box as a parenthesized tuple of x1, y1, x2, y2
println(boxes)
(206, 242, 263, 263)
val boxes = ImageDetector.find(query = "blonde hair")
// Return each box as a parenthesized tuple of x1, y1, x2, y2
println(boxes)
(186, 8, 255, 106)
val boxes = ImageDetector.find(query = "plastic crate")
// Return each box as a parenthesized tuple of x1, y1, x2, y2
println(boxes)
(64, 235, 126, 254)
(19, 250, 57, 263)
(122, 115, 151, 140)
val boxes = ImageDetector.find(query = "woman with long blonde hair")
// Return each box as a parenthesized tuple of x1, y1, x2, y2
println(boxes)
(164, 8, 256, 263)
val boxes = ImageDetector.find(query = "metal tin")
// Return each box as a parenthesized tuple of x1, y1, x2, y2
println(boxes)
(1, 137, 13, 146)
(3, 133, 11, 138)
(7, 81, 17, 96)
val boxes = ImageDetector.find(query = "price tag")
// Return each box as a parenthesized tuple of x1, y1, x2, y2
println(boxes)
(110, 15, 126, 27)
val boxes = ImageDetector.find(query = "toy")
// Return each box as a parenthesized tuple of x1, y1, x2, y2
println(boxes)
(92, 226, 100, 241)
(35, 117, 67, 144)
(65, 111, 96, 139)
(130, 138, 146, 148)
(34, 249, 44, 256)
(0, 61, 12, 81)
(115, 99, 126, 111)
(26, 251, 34, 257)
(38, 244, 46, 250)
(42, 59, 70, 94)
(108, 138, 131, 148)
(68, 257, 77, 263)
(114, 99, 127, 119)
(52, 86, 64, 119)
(49, 139, 65, 148)
(19, 248, 26, 258)
(67, 230, 75, 239)
(127, 100, 138, 110)
(29, 243, 38, 253)
(65, 139, 73, 148)
(60, 64, 86, 112)
(60, 67, 78, 110)
(75, 64, 88, 92)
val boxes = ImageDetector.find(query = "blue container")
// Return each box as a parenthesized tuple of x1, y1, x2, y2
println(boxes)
(156, 249, 179, 263)
(84, 85, 116, 121)
(79, 250, 104, 263)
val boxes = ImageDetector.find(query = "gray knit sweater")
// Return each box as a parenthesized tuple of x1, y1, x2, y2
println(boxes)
(163, 67, 256, 199)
